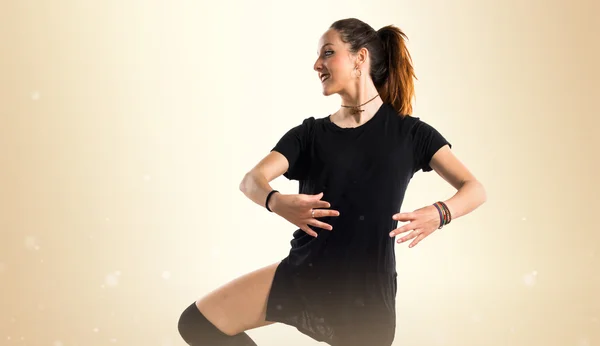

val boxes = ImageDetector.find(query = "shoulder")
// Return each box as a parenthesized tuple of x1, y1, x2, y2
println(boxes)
(290, 114, 329, 134)
(276, 116, 323, 146)
(383, 107, 448, 148)
(282, 116, 317, 134)
(294, 115, 321, 128)
(396, 113, 438, 137)
(381, 104, 423, 134)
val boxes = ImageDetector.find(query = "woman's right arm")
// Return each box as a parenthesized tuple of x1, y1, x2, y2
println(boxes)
(240, 151, 338, 236)
(239, 151, 289, 212)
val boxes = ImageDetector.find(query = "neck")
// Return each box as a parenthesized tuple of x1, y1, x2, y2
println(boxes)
(335, 80, 383, 125)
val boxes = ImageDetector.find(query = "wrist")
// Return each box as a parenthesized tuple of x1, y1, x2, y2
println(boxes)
(266, 190, 281, 213)
(432, 201, 452, 229)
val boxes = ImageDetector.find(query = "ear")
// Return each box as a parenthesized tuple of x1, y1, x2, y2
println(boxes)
(353, 47, 369, 69)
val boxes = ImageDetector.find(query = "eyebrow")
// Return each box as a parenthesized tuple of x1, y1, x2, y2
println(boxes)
(317, 43, 333, 55)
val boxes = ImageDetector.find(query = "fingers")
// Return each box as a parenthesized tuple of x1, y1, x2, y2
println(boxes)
(312, 209, 340, 218)
(305, 192, 332, 209)
(307, 197, 331, 209)
(389, 222, 416, 237)
(306, 209, 339, 231)
(394, 229, 427, 247)
(314, 201, 332, 209)
(396, 229, 421, 244)
(392, 212, 416, 222)
(308, 192, 325, 201)
(307, 219, 333, 231)
(294, 192, 339, 237)
(408, 232, 426, 248)
(300, 225, 318, 238)
(390, 211, 418, 237)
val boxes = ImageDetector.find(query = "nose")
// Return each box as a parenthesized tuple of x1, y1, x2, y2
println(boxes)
(313, 57, 323, 72)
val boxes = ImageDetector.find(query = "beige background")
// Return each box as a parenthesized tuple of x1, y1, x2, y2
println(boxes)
(1, 0, 598, 345)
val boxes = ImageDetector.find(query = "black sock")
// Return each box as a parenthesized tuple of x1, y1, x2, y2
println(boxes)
(178, 302, 258, 346)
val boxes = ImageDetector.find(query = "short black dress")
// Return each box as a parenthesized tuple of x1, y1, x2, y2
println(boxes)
(265, 102, 451, 346)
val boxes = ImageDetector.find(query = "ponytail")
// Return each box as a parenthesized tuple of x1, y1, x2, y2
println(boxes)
(377, 26, 416, 115)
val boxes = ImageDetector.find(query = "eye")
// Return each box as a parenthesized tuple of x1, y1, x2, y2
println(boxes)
(324, 50, 334, 57)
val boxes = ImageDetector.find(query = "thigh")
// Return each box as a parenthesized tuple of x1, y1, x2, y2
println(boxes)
(195, 261, 280, 336)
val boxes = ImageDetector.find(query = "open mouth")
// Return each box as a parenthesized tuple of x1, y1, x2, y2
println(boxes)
(321, 74, 330, 83)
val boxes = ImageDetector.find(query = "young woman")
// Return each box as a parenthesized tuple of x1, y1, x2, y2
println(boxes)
(177, 18, 487, 346)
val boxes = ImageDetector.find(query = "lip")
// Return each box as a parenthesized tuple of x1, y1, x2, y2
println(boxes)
(320, 74, 330, 83)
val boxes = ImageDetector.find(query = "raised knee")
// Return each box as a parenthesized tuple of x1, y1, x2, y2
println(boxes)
(177, 304, 193, 344)
(177, 302, 236, 345)
(178, 302, 207, 345)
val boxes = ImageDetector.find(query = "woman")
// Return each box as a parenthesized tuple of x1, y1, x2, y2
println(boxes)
(178, 18, 486, 346)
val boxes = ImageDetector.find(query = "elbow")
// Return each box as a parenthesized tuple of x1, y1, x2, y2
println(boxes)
(239, 172, 250, 194)
(476, 180, 487, 205)
(462, 179, 487, 206)
(239, 170, 259, 195)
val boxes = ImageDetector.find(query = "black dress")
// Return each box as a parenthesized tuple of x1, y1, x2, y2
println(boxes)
(265, 102, 451, 346)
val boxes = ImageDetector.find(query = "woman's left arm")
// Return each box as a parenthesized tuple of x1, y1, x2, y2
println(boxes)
(428, 145, 487, 219)
(390, 145, 487, 247)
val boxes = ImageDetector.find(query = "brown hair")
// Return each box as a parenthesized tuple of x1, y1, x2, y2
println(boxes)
(330, 18, 416, 115)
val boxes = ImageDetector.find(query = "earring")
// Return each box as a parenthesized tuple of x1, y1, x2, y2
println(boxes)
(355, 67, 362, 78)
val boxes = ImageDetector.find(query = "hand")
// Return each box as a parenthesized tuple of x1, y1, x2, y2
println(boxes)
(389, 205, 441, 248)
(271, 192, 340, 237)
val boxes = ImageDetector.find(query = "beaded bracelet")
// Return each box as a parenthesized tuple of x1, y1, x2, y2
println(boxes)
(265, 190, 279, 212)
(433, 201, 452, 229)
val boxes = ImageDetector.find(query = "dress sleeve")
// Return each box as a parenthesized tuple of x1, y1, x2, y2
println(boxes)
(271, 118, 313, 180)
(411, 117, 452, 173)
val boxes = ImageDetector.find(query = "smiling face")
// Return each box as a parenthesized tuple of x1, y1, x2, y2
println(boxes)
(313, 29, 359, 96)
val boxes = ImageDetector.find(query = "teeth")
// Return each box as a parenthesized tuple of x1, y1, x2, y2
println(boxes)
(321, 75, 329, 82)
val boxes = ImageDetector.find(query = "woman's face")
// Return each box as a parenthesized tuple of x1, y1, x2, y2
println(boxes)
(314, 29, 357, 96)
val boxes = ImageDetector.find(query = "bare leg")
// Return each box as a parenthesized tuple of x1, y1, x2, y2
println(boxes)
(194, 261, 280, 336)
